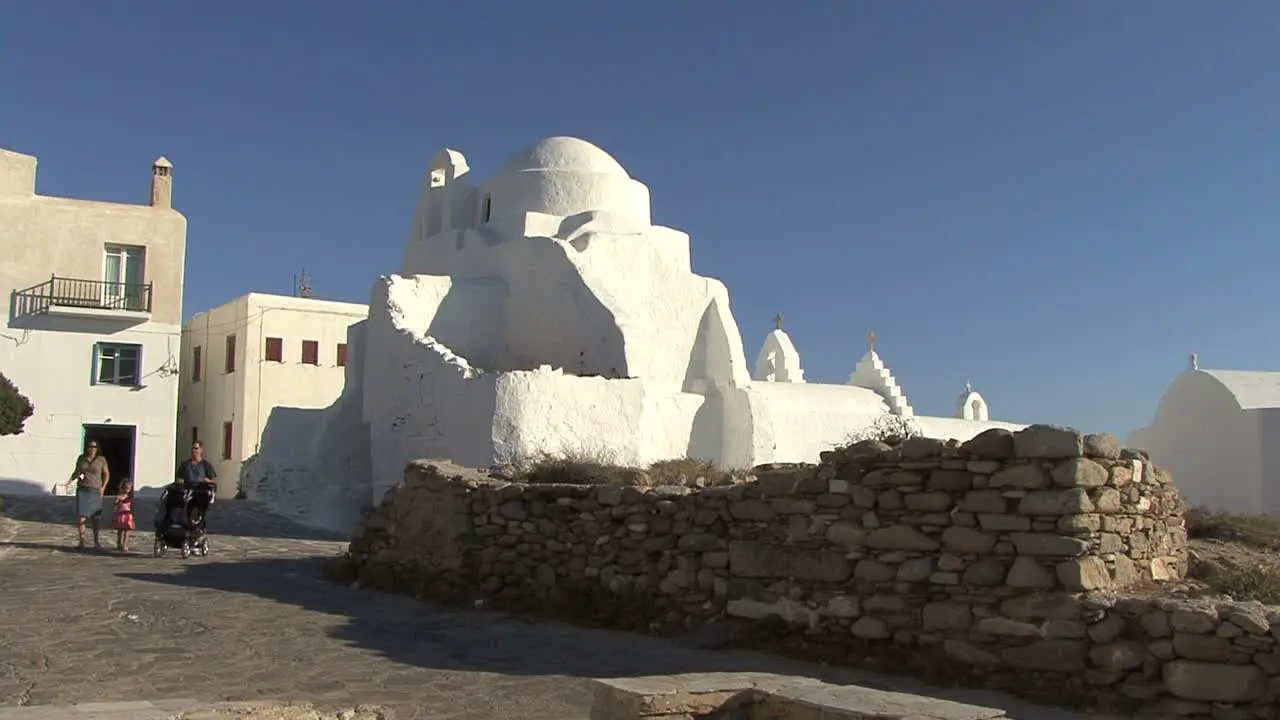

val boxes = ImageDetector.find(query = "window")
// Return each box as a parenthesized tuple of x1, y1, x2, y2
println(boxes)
(301, 340, 319, 365)
(336, 343, 348, 368)
(94, 343, 142, 386)
(103, 245, 146, 310)
(222, 421, 233, 460)
(192, 346, 202, 382)
(225, 334, 236, 373)
(265, 337, 283, 362)
(481, 193, 493, 223)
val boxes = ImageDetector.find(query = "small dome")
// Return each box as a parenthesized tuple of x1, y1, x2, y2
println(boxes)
(500, 137, 629, 177)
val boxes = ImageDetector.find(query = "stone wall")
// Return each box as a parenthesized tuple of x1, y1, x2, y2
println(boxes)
(340, 425, 1280, 717)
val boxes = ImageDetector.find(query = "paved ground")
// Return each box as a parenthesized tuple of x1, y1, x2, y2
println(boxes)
(0, 495, 1110, 720)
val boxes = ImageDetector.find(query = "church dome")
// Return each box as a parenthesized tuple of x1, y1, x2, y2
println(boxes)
(483, 136, 651, 225)
(500, 137, 630, 177)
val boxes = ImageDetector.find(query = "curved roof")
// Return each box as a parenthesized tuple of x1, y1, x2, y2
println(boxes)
(500, 136, 629, 177)
(1199, 369, 1280, 410)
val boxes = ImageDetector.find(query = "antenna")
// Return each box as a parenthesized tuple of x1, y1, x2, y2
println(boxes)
(294, 269, 314, 298)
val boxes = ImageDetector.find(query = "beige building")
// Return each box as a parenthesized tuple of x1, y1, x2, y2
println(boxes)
(0, 147, 187, 494)
(178, 293, 368, 496)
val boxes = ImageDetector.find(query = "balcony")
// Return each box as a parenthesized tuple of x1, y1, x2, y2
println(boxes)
(12, 275, 153, 321)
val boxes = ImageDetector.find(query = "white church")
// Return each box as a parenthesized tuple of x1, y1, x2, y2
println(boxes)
(1129, 353, 1280, 516)
(241, 137, 1025, 531)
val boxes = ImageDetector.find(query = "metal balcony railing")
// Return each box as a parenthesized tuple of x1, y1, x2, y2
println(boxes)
(12, 275, 153, 316)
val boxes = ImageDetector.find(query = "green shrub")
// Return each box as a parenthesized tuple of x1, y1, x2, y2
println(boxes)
(0, 372, 33, 436)
(840, 414, 921, 448)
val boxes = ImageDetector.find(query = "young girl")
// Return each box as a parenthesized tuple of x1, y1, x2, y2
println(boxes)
(113, 480, 136, 552)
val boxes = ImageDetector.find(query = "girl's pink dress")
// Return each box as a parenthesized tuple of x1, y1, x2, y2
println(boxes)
(114, 496, 136, 531)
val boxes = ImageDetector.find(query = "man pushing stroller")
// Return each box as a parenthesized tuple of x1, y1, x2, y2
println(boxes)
(177, 440, 219, 489)
(153, 441, 220, 558)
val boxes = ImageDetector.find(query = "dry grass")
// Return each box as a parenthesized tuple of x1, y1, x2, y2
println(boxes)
(1186, 509, 1280, 548)
(516, 455, 743, 488)
(1186, 509, 1280, 604)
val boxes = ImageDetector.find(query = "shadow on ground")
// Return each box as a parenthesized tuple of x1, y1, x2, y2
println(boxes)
(0, 494, 347, 541)
(118, 557, 1101, 720)
(0, 540, 157, 557)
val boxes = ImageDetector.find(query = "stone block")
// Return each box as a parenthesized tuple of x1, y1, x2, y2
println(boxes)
(923, 601, 973, 632)
(589, 675, 757, 719)
(728, 500, 776, 521)
(974, 617, 1041, 637)
(728, 541, 851, 582)
(825, 520, 865, 548)
(988, 464, 1049, 489)
(1173, 633, 1235, 662)
(960, 489, 1006, 514)
(1083, 433, 1122, 460)
(927, 469, 975, 491)
(1056, 556, 1112, 590)
(1171, 605, 1220, 634)
(854, 560, 896, 582)
(961, 557, 1007, 586)
(1049, 458, 1109, 488)
(1000, 640, 1087, 673)
(945, 639, 1002, 666)
(866, 525, 940, 551)
(900, 436, 946, 460)
(938, 525, 994, 553)
(960, 428, 1015, 459)
(903, 491, 951, 511)
(1010, 532, 1089, 557)
(1162, 660, 1270, 703)
(1018, 488, 1094, 515)
(850, 616, 891, 639)
(1013, 425, 1085, 459)
(1006, 557, 1056, 588)
(1089, 641, 1146, 671)
(977, 513, 1031, 532)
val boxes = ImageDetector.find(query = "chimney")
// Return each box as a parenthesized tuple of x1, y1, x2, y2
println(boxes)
(151, 156, 173, 208)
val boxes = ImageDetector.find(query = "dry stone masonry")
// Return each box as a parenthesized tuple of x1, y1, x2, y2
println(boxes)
(341, 425, 1280, 718)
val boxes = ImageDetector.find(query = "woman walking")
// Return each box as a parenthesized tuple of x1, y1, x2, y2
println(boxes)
(70, 440, 109, 550)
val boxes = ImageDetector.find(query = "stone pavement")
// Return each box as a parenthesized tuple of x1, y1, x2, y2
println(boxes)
(0, 495, 1112, 720)
(0, 699, 389, 719)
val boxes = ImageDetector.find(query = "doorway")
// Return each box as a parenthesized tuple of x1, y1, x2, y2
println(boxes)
(82, 424, 136, 495)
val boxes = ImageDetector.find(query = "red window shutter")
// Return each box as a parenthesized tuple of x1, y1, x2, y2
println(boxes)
(222, 421, 233, 460)
(265, 337, 283, 362)
(192, 346, 202, 382)
(225, 335, 237, 373)
(336, 343, 348, 367)
(302, 340, 319, 365)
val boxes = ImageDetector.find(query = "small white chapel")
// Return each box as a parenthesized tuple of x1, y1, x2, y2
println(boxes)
(1129, 353, 1280, 516)
(242, 137, 1025, 531)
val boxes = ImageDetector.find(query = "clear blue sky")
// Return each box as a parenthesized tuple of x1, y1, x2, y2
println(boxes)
(4, 1, 1279, 438)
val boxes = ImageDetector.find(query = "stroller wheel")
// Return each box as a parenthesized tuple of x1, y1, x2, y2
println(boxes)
(198, 538, 209, 556)
(153, 538, 164, 557)
(180, 543, 191, 559)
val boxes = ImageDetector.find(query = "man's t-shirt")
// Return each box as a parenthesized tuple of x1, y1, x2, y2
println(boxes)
(176, 458, 218, 485)
(75, 455, 109, 491)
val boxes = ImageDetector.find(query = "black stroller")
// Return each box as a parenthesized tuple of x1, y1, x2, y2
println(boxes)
(153, 480, 215, 558)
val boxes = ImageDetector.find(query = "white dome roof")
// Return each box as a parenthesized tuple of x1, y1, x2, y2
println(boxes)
(500, 137, 629, 177)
